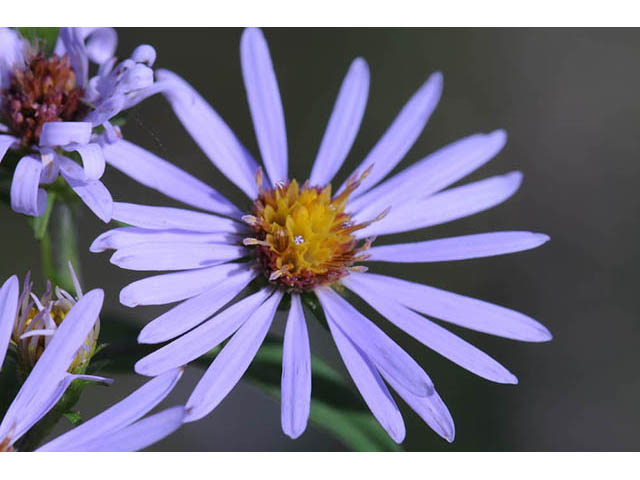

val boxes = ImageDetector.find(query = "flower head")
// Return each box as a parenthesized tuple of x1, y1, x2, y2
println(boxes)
(244, 171, 377, 290)
(0, 28, 160, 222)
(11, 264, 99, 375)
(93, 28, 551, 443)
(0, 274, 184, 452)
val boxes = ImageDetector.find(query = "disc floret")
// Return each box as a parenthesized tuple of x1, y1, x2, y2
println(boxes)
(243, 169, 385, 291)
(3, 51, 88, 147)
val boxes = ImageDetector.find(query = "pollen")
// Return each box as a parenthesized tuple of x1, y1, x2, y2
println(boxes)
(3, 52, 88, 147)
(244, 168, 384, 291)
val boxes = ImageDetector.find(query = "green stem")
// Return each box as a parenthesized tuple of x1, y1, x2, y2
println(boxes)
(40, 199, 81, 294)
(17, 197, 85, 449)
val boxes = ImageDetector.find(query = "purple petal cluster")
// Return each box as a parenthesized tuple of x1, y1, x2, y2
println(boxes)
(92, 28, 552, 443)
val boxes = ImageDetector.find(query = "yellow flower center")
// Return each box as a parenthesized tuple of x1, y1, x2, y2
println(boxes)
(243, 169, 384, 291)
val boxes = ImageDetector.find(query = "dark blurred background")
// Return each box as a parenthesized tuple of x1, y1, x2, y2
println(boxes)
(2, 28, 639, 451)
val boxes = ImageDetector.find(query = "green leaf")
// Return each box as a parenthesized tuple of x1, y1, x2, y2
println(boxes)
(95, 312, 401, 451)
(15, 28, 60, 54)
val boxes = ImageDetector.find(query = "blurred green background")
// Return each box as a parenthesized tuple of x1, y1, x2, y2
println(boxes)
(2, 28, 638, 451)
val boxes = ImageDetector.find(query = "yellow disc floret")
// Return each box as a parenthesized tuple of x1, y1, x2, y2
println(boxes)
(243, 169, 385, 291)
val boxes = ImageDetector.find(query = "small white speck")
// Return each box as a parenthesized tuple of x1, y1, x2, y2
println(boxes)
(341, 221, 353, 228)
(294, 235, 304, 245)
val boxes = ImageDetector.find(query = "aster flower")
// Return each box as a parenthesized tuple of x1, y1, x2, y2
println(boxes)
(0, 27, 159, 221)
(0, 275, 184, 452)
(92, 28, 551, 443)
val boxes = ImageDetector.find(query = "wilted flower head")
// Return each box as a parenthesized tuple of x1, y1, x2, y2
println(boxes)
(93, 28, 551, 443)
(0, 28, 160, 222)
(0, 274, 185, 452)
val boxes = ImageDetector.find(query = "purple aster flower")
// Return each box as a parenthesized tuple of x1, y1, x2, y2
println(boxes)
(0, 274, 184, 452)
(0, 27, 160, 222)
(92, 28, 551, 443)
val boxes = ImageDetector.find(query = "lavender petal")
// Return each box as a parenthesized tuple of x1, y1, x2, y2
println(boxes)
(84, 27, 117, 65)
(384, 373, 455, 443)
(61, 173, 113, 223)
(316, 288, 433, 397)
(131, 45, 156, 66)
(10, 156, 48, 217)
(136, 288, 271, 376)
(309, 57, 370, 187)
(0, 135, 17, 162)
(112, 202, 241, 233)
(102, 139, 240, 216)
(110, 241, 245, 271)
(340, 71, 443, 198)
(137, 267, 257, 344)
(240, 28, 288, 184)
(57, 29, 89, 86)
(345, 272, 552, 342)
(355, 171, 523, 238)
(184, 290, 283, 422)
(48, 406, 185, 452)
(39, 122, 92, 147)
(119, 263, 246, 307)
(367, 231, 550, 263)
(327, 314, 405, 443)
(281, 294, 311, 439)
(0, 28, 25, 89)
(38, 368, 183, 452)
(91, 227, 238, 253)
(0, 275, 19, 370)
(344, 276, 518, 384)
(63, 143, 105, 181)
(9, 374, 111, 444)
(156, 68, 260, 198)
(349, 130, 507, 218)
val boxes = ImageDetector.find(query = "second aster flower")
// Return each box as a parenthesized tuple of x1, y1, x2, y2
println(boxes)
(92, 28, 552, 443)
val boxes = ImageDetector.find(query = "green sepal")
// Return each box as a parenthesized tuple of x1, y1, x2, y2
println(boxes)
(63, 411, 84, 427)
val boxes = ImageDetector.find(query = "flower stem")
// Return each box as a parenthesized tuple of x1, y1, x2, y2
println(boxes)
(40, 199, 82, 294)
